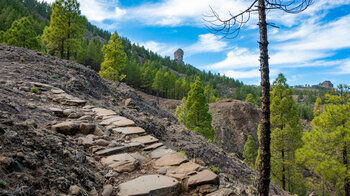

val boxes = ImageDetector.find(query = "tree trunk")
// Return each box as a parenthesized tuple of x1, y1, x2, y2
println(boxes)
(61, 39, 64, 59)
(344, 143, 349, 196)
(257, 0, 271, 195)
(282, 149, 285, 190)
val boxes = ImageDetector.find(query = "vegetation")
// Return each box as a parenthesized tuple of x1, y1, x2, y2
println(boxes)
(270, 73, 304, 194)
(42, 0, 84, 60)
(99, 31, 126, 81)
(297, 85, 350, 195)
(30, 87, 38, 93)
(1, 17, 40, 49)
(210, 167, 220, 174)
(175, 77, 215, 140)
(243, 135, 258, 167)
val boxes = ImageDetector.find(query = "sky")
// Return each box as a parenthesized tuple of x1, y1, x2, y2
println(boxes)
(44, 0, 350, 86)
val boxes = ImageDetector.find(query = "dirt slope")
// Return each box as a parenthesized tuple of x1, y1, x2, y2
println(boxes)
(0, 44, 288, 195)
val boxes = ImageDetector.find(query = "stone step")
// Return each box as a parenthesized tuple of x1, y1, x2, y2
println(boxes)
(99, 116, 126, 126)
(154, 153, 188, 167)
(150, 146, 175, 159)
(113, 127, 146, 136)
(143, 142, 163, 151)
(118, 175, 181, 196)
(131, 135, 158, 145)
(92, 108, 117, 117)
(112, 119, 135, 127)
(101, 153, 138, 172)
(95, 142, 143, 156)
(186, 170, 219, 188)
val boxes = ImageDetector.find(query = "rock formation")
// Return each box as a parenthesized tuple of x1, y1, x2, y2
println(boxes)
(319, 80, 333, 89)
(210, 99, 260, 157)
(174, 48, 184, 64)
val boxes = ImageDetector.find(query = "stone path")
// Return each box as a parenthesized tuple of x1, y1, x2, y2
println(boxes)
(32, 82, 229, 195)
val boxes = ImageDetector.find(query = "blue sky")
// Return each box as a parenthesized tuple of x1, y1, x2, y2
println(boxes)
(45, 0, 350, 86)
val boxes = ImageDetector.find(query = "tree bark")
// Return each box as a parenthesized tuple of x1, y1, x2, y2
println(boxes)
(344, 143, 349, 196)
(60, 39, 64, 59)
(282, 149, 285, 190)
(257, 0, 271, 195)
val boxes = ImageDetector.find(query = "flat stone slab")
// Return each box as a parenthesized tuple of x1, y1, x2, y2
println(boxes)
(95, 142, 142, 156)
(66, 99, 87, 106)
(114, 127, 146, 135)
(154, 153, 187, 167)
(112, 119, 135, 127)
(175, 162, 201, 175)
(144, 142, 163, 151)
(187, 170, 219, 188)
(118, 175, 180, 196)
(131, 135, 158, 145)
(101, 153, 138, 172)
(92, 108, 117, 117)
(151, 147, 175, 159)
(100, 116, 126, 126)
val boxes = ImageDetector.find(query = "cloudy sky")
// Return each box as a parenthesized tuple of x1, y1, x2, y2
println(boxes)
(45, 0, 350, 85)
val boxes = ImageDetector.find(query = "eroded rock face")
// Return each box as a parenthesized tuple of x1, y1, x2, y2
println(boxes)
(209, 99, 260, 157)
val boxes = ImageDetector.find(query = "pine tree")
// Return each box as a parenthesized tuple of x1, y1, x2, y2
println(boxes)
(4, 17, 40, 50)
(99, 31, 127, 81)
(297, 85, 350, 196)
(313, 97, 322, 117)
(245, 93, 255, 104)
(175, 77, 214, 140)
(243, 135, 258, 167)
(270, 73, 303, 193)
(42, 0, 84, 59)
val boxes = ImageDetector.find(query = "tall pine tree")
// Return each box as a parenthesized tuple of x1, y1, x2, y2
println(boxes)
(270, 73, 303, 193)
(4, 17, 40, 50)
(176, 77, 215, 140)
(42, 0, 84, 59)
(243, 135, 258, 167)
(99, 31, 126, 81)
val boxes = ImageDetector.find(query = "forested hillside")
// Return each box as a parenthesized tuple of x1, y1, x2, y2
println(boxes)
(0, 0, 332, 122)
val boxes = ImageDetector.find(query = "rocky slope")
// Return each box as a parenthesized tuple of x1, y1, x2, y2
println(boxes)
(137, 94, 260, 158)
(0, 44, 288, 195)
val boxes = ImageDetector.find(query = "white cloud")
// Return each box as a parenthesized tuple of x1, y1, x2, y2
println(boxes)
(335, 58, 350, 74)
(223, 69, 260, 79)
(206, 48, 259, 70)
(184, 34, 228, 55)
(139, 41, 178, 57)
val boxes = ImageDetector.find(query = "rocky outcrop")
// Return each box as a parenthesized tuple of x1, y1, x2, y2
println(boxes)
(174, 48, 184, 64)
(319, 80, 333, 89)
(210, 99, 260, 157)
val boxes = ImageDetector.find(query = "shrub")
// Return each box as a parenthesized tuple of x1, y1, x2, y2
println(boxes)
(210, 167, 220, 174)
(31, 87, 38, 93)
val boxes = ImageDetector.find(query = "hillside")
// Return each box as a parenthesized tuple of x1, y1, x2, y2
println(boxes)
(0, 44, 291, 195)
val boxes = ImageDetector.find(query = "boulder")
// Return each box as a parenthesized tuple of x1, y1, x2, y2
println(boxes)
(102, 184, 113, 196)
(101, 153, 138, 172)
(118, 175, 180, 196)
(52, 121, 80, 135)
(79, 123, 96, 134)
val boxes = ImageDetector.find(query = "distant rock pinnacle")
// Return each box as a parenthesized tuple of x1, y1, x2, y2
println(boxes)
(174, 48, 184, 64)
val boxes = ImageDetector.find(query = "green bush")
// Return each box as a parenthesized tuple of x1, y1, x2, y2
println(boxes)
(31, 87, 38, 93)
(210, 167, 220, 174)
